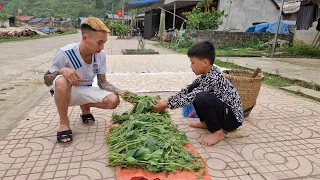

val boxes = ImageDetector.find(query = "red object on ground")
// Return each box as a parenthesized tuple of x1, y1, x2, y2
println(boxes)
(106, 123, 212, 180)
(0, 4, 3, 10)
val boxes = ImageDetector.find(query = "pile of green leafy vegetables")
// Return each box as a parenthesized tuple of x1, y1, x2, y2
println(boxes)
(106, 92, 204, 174)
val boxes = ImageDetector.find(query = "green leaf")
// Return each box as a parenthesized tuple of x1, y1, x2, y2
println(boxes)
(126, 156, 137, 162)
(145, 138, 157, 151)
(125, 149, 137, 158)
(151, 149, 163, 160)
(133, 147, 152, 160)
(148, 159, 158, 165)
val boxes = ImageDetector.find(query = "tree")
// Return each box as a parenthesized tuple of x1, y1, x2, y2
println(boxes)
(184, 0, 227, 30)
(2, 0, 120, 18)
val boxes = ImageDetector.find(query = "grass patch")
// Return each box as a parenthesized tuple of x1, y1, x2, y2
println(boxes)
(215, 59, 293, 88)
(153, 42, 320, 90)
(0, 29, 78, 43)
(282, 44, 320, 58)
(216, 49, 265, 56)
(154, 41, 266, 56)
(0, 35, 49, 43)
(155, 39, 320, 58)
(215, 59, 320, 90)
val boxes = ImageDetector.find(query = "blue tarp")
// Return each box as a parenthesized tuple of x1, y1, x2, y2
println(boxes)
(128, 0, 159, 5)
(246, 21, 296, 34)
(30, 18, 43, 23)
(41, 27, 54, 34)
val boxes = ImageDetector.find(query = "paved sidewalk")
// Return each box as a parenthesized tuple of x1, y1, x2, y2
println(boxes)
(1, 37, 320, 180)
(1, 52, 320, 179)
(219, 57, 320, 85)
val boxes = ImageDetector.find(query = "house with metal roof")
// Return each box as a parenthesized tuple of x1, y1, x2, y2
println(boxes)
(127, 0, 201, 39)
(15, 16, 34, 23)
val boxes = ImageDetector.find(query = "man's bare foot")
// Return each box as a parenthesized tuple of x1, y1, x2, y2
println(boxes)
(201, 129, 225, 146)
(189, 121, 207, 129)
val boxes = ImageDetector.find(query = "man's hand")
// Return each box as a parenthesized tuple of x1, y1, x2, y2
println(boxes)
(118, 90, 137, 104)
(118, 90, 136, 97)
(152, 99, 169, 113)
(59, 67, 83, 86)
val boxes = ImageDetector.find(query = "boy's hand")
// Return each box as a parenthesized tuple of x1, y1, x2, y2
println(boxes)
(152, 99, 168, 113)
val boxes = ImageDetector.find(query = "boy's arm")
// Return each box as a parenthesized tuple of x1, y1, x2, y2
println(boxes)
(168, 75, 216, 109)
(171, 76, 202, 99)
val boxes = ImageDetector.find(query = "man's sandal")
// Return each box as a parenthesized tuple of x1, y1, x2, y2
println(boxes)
(80, 113, 95, 125)
(57, 130, 73, 145)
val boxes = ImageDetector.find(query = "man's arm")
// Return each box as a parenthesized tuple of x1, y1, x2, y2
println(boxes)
(97, 74, 122, 95)
(44, 70, 61, 87)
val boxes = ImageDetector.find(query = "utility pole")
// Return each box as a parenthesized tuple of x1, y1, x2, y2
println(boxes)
(122, 0, 125, 24)
(112, 3, 114, 36)
(271, 0, 284, 58)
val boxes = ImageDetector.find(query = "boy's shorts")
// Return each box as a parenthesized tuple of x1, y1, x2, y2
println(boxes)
(53, 75, 113, 106)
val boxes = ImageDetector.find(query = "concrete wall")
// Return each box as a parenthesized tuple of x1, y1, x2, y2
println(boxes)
(217, 0, 280, 32)
(185, 30, 294, 48)
(0, 20, 10, 28)
(294, 21, 319, 45)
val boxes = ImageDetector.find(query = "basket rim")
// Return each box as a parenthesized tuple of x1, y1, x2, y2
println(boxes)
(223, 69, 264, 80)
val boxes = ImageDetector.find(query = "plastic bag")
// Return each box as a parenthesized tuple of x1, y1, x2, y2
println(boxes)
(182, 104, 198, 118)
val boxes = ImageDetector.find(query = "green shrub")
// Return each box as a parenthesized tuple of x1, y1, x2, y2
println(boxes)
(184, 0, 226, 30)
(110, 21, 130, 38)
(283, 44, 320, 57)
(62, 28, 78, 35)
(177, 37, 195, 48)
(0, 14, 8, 22)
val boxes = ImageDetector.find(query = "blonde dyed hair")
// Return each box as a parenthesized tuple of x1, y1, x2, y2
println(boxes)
(81, 17, 110, 33)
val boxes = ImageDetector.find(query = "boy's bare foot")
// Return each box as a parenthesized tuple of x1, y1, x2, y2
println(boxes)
(201, 129, 225, 146)
(189, 121, 207, 129)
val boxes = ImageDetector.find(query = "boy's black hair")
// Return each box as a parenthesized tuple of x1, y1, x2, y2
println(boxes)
(80, 23, 96, 34)
(187, 41, 215, 64)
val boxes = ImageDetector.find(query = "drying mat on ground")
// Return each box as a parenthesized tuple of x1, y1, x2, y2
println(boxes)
(105, 123, 211, 180)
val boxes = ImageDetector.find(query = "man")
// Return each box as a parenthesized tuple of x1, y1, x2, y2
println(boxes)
(44, 17, 133, 145)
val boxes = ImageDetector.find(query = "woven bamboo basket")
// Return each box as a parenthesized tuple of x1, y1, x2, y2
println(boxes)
(223, 69, 264, 117)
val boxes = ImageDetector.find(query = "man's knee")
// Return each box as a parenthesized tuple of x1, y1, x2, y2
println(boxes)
(102, 93, 120, 109)
(55, 76, 71, 91)
(194, 92, 211, 105)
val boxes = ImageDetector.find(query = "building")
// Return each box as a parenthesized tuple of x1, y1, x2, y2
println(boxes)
(127, 0, 201, 39)
(15, 16, 34, 23)
(217, 0, 280, 32)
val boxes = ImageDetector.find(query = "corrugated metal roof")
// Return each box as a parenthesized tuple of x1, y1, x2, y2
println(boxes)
(16, 16, 34, 21)
(128, 0, 159, 5)
(30, 18, 43, 23)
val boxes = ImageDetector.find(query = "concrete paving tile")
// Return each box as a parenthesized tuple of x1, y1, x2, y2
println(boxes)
(41, 171, 55, 179)
(2, 177, 15, 180)
(1, 46, 320, 180)
(67, 168, 80, 176)
(27, 173, 42, 180)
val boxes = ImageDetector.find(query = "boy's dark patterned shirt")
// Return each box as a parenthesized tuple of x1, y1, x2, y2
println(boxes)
(168, 66, 244, 123)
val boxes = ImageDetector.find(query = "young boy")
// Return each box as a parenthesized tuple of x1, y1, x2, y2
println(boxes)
(152, 41, 244, 146)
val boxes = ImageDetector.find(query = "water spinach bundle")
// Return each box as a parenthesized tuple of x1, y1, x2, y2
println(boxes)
(106, 92, 203, 174)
